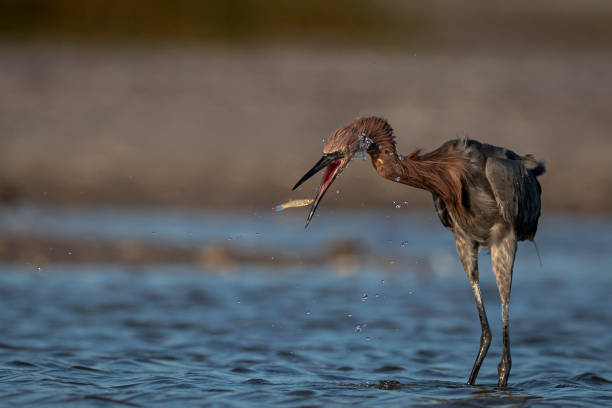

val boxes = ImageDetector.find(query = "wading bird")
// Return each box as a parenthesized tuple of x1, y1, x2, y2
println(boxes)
(292, 117, 545, 388)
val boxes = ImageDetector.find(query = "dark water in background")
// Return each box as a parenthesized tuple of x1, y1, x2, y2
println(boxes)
(1, 207, 611, 407)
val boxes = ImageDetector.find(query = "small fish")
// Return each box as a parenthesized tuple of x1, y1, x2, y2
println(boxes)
(275, 198, 314, 212)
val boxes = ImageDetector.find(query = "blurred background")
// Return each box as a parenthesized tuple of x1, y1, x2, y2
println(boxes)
(1, 2, 612, 406)
(2, 0, 612, 213)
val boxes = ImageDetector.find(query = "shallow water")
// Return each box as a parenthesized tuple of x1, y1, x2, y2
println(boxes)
(1, 207, 611, 406)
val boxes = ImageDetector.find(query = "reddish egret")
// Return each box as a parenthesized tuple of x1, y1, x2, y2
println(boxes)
(293, 117, 545, 387)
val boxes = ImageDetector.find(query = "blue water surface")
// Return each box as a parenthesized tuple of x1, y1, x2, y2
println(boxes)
(0, 207, 611, 407)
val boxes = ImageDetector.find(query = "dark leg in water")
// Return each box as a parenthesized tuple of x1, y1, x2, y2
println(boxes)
(455, 234, 491, 385)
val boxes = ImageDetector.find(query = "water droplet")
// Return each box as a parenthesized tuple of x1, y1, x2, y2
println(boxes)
(347, 313, 353, 318)
(361, 293, 368, 301)
(306, 311, 311, 316)
(36, 266, 41, 271)
(336, 189, 340, 194)
(365, 336, 371, 341)
(395, 176, 400, 182)
(375, 293, 380, 298)
(398, 155, 404, 161)
(381, 280, 385, 284)
(355, 325, 362, 333)
(400, 240, 409, 248)
(357, 134, 373, 158)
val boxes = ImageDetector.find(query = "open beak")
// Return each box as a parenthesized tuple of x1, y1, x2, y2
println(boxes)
(293, 154, 345, 228)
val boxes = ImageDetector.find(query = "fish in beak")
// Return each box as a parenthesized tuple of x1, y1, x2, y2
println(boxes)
(292, 153, 347, 228)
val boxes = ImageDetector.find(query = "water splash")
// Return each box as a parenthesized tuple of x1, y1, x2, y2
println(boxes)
(393, 200, 410, 209)
(357, 133, 373, 160)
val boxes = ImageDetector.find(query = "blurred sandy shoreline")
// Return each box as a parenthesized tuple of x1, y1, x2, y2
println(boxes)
(0, 233, 371, 271)
(1, 45, 611, 212)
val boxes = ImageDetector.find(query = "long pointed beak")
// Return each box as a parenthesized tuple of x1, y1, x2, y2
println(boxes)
(292, 154, 336, 191)
(293, 154, 345, 228)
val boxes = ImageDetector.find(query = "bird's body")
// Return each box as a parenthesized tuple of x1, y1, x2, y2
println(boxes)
(375, 137, 544, 245)
(293, 117, 545, 388)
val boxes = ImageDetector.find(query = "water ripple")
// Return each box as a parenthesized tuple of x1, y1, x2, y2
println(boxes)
(1, 226, 611, 407)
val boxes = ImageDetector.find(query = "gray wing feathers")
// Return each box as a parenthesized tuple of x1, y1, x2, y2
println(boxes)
(485, 157, 542, 239)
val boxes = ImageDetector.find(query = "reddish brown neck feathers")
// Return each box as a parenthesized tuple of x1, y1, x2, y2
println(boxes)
(354, 117, 469, 221)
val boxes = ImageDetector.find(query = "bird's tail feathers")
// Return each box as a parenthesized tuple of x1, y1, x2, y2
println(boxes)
(523, 155, 546, 177)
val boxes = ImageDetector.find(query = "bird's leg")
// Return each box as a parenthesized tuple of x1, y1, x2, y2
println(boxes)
(491, 233, 517, 388)
(454, 234, 491, 386)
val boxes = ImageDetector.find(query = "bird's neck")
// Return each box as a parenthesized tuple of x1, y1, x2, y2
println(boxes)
(369, 142, 468, 220)
(350, 116, 468, 219)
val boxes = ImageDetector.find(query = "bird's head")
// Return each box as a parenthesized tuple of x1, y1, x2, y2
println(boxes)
(292, 117, 394, 227)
